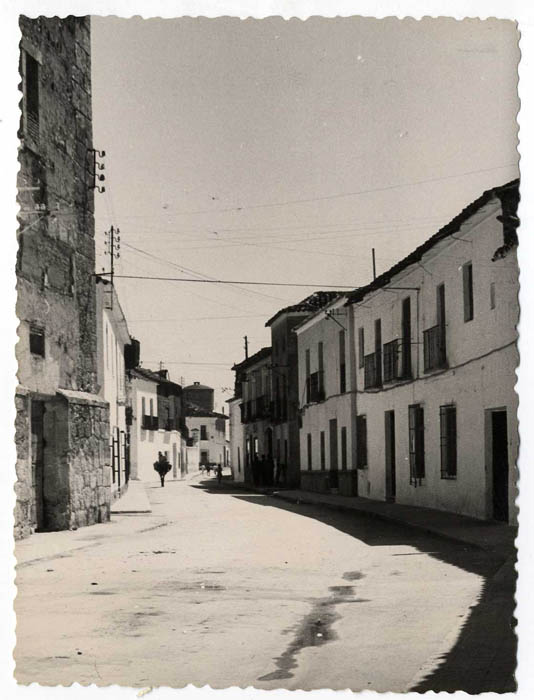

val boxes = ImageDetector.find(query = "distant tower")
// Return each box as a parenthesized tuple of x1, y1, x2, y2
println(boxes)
(183, 381, 214, 412)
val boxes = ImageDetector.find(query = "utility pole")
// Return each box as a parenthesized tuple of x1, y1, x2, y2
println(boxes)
(103, 225, 120, 309)
(244, 335, 249, 359)
(372, 248, 376, 281)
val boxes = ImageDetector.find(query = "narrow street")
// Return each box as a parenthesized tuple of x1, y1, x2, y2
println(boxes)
(15, 476, 507, 692)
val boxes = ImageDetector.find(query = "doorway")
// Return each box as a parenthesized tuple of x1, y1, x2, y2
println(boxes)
(385, 410, 396, 501)
(30, 400, 46, 531)
(329, 418, 339, 489)
(491, 410, 509, 522)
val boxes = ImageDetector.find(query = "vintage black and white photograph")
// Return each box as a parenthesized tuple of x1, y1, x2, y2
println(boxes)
(4, 0, 531, 695)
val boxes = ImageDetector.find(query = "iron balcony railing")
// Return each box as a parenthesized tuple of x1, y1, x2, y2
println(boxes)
(364, 352, 382, 389)
(423, 324, 447, 372)
(306, 371, 325, 403)
(383, 339, 400, 383)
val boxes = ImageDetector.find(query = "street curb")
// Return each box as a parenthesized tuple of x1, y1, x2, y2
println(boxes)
(231, 483, 514, 559)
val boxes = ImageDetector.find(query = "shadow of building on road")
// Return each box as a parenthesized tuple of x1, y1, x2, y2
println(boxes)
(191, 482, 516, 693)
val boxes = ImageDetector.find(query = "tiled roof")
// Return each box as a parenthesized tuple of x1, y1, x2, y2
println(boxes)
(130, 367, 182, 392)
(346, 179, 519, 306)
(185, 400, 228, 419)
(232, 346, 272, 372)
(265, 291, 345, 327)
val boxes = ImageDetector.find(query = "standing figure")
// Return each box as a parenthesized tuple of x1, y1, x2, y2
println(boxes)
(216, 463, 223, 484)
(153, 451, 172, 487)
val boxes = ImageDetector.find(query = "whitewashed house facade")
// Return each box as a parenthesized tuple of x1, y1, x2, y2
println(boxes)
(227, 396, 245, 482)
(129, 368, 188, 483)
(295, 294, 358, 495)
(347, 180, 519, 523)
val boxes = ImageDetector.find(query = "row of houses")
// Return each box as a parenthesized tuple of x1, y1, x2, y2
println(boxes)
(14, 16, 228, 539)
(229, 179, 519, 525)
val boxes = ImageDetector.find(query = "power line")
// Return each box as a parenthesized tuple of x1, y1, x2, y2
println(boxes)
(111, 164, 516, 218)
(112, 274, 356, 289)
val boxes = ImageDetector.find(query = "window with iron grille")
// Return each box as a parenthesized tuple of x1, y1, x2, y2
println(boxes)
(341, 427, 347, 470)
(307, 433, 312, 471)
(200, 424, 208, 440)
(409, 404, 425, 483)
(440, 404, 457, 479)
(356, 415, 367, 469)
(29, 325, 45, 357)
(320, 431, 325, 470)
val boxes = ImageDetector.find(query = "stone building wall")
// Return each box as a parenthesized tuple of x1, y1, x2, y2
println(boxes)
(15, 17, 111, 539)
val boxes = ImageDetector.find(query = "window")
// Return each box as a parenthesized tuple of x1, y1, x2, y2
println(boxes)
(23, 51, 40, 142)
(307, 433, 312, 470)
(440, 405, 457, 479)
(358, 327, 364, 368)
(490, 282, 496, 310)
(463, 262, 474, 322)
(409, 404, 425, 483)
(341, 427, 347, 470)
(374, 319, 382, 386)
(402, 297, 412, 378)
(320, 431, 325, 470)
(29, 325, 45, 357)
(339, 330, 346, 393)
(142, 397, 146, 417)
(356, 415, 367, 469)
(200, 424, 208, 441)
(318, 341, 324, 393)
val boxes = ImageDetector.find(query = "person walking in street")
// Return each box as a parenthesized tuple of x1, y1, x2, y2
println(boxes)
(153, 451, 172, 487)
(216, 463, 223, 485)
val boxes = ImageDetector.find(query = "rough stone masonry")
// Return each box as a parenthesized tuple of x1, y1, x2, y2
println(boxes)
(15, 16, 111, 538)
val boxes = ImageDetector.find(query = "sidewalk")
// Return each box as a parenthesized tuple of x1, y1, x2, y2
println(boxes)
(111, 479, 152, 514)
(236, 484, 516, 560)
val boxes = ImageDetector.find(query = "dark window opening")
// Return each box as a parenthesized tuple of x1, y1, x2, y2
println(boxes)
(463, 262, 474, 322)
(200, 424, 208, 441)
(307, 433, 312, 471)
(341, 427, 347, 470)
(29, 326, 45, 357)
(409, 404, 425, 483)
(356, 415, 367, 469)
(358, 327, 364, 368)
(339, 329, 346, 393)
(440, 404, 457, 479)
(320, 431, 325, 470)
(24, 52, 40, 142)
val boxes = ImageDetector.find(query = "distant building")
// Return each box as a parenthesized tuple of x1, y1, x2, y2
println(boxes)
(15, 17, 110, 538)
(129, 368, 188, 483)
(344, 180, 519, 523)
(295, 293, 355, 495)
(265, 291, 344, 487)
(227, 396, 245, 482)
(232, 347, 272, 485)
(95, 277, 132, 500)
(183, 382, 214, 412)
(185, 399, 229, 468)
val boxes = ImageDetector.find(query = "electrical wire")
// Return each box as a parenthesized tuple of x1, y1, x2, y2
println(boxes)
(112, 274, 356, 289)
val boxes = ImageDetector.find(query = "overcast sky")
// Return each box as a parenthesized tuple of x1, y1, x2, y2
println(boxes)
(90, 15, 519, 409)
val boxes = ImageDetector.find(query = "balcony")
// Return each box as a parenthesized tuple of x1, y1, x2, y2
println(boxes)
(423, 324, 447, 372)
(364, 352, 382, 389)
(141, 415, 158, 431)
(383, 339, 400, 383)
(306, 371, 325, 404)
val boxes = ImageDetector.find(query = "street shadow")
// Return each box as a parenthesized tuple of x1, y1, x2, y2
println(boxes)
(191, 481, 516, 693)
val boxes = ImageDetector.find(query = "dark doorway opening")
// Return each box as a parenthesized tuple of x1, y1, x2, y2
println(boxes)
(30, 400, 46, 531)
(329, 418, 338, 490)
(492, 410, 509, 522)
(385, 410, 396, 501)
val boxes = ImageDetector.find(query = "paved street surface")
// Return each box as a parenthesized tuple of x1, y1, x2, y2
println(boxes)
(15, 475, 513, 691)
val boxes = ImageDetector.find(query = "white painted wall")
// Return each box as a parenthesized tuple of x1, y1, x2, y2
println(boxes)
(296, 296, 353, 476)
(350, 195, 518, 522)
(185, 415, 228, 466)
(130, 377, 186, 484)
(228, 397, 245, 482)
